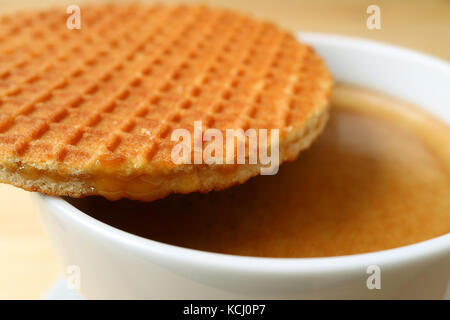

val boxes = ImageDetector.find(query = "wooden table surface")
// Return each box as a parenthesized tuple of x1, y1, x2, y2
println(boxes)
(1, 0, 449, 299)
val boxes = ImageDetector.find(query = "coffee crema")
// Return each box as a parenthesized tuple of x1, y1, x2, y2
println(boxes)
(66, 83, 450, 258)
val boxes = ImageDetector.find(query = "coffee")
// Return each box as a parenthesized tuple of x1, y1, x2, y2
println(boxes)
(65, 83, 450, 258)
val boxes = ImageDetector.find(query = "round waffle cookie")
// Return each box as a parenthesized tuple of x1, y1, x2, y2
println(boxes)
(0, 4, 332, 201)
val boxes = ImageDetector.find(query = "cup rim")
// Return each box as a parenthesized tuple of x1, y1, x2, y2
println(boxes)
(299, 32, 450, 124)
(35, 32, 450, 274)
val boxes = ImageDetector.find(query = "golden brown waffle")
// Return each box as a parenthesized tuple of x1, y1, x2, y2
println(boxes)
(0, 4, 332, 201)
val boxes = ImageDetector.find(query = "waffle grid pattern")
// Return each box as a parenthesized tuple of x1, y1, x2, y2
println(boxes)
(0, 4, 331, 199)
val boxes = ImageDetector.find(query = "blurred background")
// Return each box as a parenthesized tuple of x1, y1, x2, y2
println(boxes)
(0, 0, 449, 299)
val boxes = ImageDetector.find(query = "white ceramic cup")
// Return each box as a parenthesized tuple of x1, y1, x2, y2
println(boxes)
(33, 33, 450, 299)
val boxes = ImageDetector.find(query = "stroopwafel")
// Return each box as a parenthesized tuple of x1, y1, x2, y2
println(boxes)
(0, 4, 332, 201)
